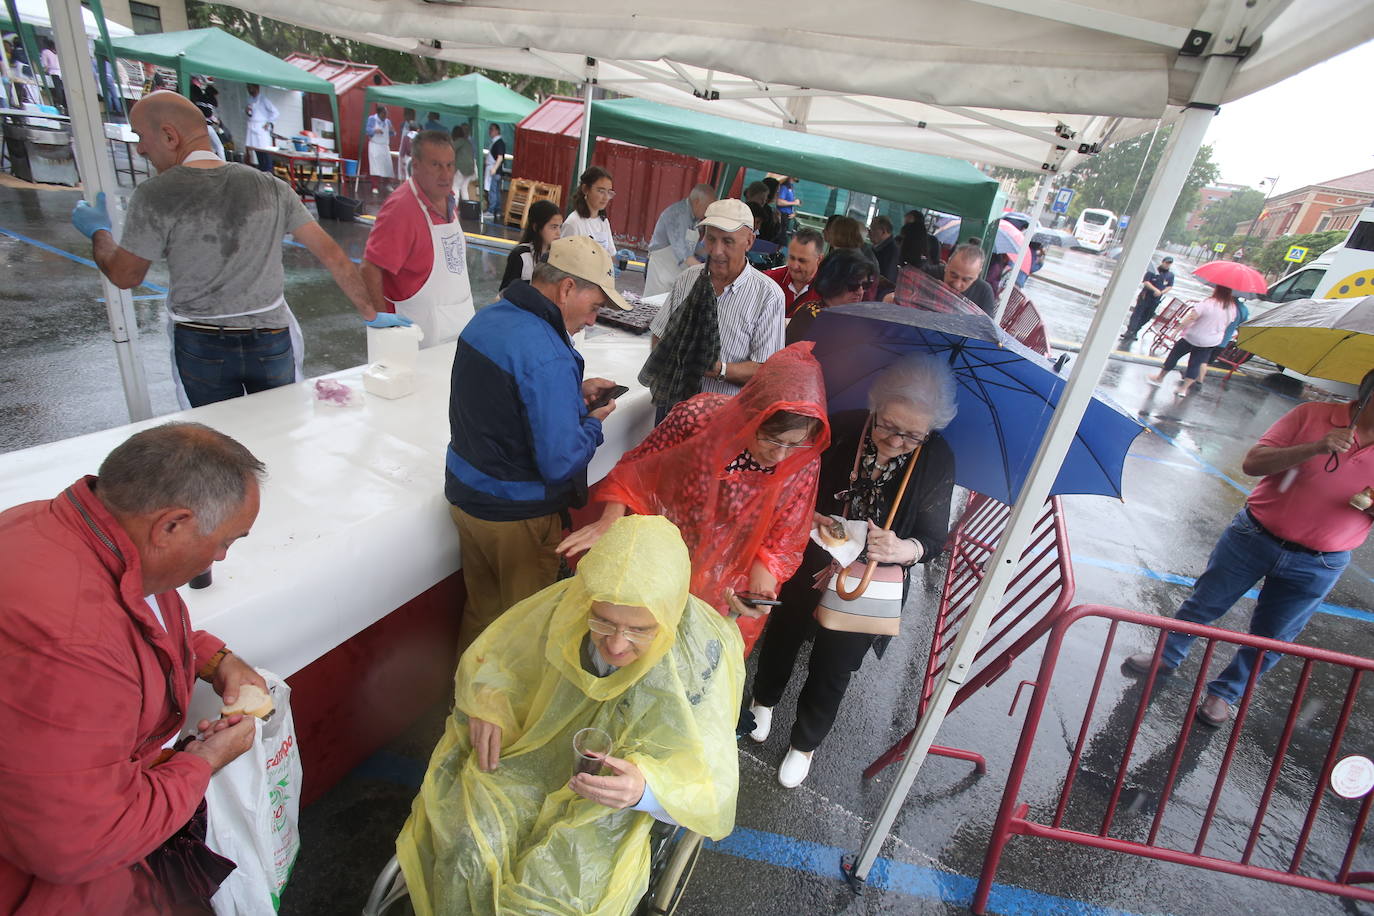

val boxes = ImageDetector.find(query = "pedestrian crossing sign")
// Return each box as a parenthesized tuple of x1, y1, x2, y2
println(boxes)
(1213, 242, 1226, 252)
(1284, 246, 1309, 263)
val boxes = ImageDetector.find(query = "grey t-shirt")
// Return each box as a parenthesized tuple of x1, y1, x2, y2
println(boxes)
(120, 163, 312, 328)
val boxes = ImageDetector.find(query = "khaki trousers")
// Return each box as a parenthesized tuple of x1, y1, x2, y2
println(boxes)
(450, 505, 563, 654)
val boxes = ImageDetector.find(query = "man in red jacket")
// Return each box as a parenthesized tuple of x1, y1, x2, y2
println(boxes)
(0, 422, 270, 914)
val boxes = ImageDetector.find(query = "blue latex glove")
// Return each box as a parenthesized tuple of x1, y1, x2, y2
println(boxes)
(365, 312, 414, 329)
(72, 191, 112, 240)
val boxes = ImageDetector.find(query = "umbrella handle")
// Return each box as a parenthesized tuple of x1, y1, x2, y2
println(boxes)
(834, 444, 922, 601)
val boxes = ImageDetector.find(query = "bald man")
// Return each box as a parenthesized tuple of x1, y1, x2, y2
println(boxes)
(72, 91, 405, 408)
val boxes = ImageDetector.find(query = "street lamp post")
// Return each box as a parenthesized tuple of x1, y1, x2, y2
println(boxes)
(1239, 174, 1280, 262)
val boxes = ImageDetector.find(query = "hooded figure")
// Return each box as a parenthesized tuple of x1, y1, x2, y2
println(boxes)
(397, 515, 743, 916)
(562, 343, 830, 653)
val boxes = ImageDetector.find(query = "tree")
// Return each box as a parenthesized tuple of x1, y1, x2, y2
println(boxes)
(1254, 230, 1346, 278)
(1062, 125, 1220, 243)
(187, 1, 574, 96)
(1198, 188, 1265, 239)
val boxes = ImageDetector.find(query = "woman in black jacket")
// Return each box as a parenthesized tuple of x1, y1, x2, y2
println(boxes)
(498, 199, 563, 292)
(746, 353, 958, 788)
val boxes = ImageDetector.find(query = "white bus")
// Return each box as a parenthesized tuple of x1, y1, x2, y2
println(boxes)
(1074, 208, 1117, 252)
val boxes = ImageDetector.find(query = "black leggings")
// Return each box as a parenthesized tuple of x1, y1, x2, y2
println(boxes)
(1161, 340, 1217, 380)
(751, 548, 878, 752)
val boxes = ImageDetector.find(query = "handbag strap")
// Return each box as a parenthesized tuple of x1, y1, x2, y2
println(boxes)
(836, 436, 923, 600)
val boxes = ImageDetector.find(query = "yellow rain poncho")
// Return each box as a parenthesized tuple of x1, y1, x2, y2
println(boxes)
(397, 515, 744, 915)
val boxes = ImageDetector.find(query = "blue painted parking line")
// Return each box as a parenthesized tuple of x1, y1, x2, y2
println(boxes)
(1126, 453, 1221, 476)
(0, 224, 168, 294)
(1136, 419, 1249, 494)
(349, 749, 1143, 914)
(1074, 554, 1374, 624)
(707, 826, 1146, 916)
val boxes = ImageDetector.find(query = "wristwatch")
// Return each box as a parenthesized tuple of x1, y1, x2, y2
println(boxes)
(718, 362, 728, 381)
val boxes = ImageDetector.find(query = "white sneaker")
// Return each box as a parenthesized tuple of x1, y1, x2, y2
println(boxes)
(748, 703, 773, 743)
(778, 747, 814, 788)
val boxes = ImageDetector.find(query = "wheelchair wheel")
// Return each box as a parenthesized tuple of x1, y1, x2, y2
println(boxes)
(636, 829, 704, 916)
(362, 853, 410, 916)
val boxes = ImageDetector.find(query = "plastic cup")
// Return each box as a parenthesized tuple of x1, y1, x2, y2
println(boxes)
(572, 727, 612, 777)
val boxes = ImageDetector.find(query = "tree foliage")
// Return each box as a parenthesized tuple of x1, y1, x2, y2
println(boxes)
(1252, 230, 1347, 277)
(1198, 188, 1265, 240)
(186, 1, 575, 96)
(1061, 126, 1220, 243)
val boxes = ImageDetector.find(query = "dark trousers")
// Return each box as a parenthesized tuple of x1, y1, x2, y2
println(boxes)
(1123, 294, 1161, 340)
(751, 546, 876, 752)
(1160, 339, 1218, 380)
(173, 324, 293, 407)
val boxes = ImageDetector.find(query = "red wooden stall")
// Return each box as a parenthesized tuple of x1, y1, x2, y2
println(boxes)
(515, 96, 738, 249)
(285, 54, 393, 166)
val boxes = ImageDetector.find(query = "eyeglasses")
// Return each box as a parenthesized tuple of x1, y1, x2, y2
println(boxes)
(591, 187, 616, 198)
(845, 280, 873, 292)
(587, 616, 657, 646)
(756, 435, 815, 451)
(872, 417, 928, 446)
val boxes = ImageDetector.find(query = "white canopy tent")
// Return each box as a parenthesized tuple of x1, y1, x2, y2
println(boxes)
(46, 0, 1374, 888)
(6, 0, 132, 37)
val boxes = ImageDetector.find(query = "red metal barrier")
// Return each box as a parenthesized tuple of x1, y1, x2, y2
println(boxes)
(864, 493, 1075, 778)
(1000, 289, 1052, 357)
(974, 603, 1374, 914)
(1147, 296, 1194, 358)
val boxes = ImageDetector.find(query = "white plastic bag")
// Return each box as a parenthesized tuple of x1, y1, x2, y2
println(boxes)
(202, 670, 303, 915)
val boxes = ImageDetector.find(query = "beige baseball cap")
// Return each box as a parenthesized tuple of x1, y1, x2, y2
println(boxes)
(546, 236, 632, 311)
(697, 198, 754, 233)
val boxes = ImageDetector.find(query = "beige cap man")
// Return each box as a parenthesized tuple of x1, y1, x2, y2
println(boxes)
(547, 235, 631, 312)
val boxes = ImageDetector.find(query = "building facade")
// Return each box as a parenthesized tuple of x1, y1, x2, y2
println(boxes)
(1184, 181, 1251, 233)
(1236, 168, 1374, 240)
(101, 0, 188, 34)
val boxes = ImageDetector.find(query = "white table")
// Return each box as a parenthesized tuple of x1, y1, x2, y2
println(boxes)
(0, 335, 653, 678)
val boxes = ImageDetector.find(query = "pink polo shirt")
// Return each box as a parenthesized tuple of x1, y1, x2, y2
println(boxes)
(1247, 401, 1374, 552)
(363, 183, 456, 303)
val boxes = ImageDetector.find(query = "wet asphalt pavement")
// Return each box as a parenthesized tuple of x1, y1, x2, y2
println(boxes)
(4, 180, 1374, 915)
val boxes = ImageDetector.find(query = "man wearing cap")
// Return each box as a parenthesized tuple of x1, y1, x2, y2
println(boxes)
(1121, 256, 1176, 346)
(446, 235, 632, 650)
(641, 198, 786, 417)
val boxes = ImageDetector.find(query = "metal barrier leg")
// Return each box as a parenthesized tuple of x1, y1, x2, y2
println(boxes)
(864, 731, 986, 779)
(362, 853, 408, 916)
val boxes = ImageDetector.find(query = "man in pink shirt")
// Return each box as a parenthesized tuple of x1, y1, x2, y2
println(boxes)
(1127, 371, 1374, 726)
(362, 130, 474, 347)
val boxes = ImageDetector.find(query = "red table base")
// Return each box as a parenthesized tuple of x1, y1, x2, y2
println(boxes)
(287, 573, 465, 806)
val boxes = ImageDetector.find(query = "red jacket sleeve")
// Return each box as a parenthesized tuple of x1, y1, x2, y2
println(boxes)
(594, 397, 714, 512)
(0, 640, 211, 885)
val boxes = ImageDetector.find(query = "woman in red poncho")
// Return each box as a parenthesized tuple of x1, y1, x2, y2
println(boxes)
(557, 343, 830, 653)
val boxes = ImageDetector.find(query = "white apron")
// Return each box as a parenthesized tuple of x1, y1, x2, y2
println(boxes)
(389, 178, 475, 347)
(643, 223, 698, 298)
(161, 150, 306, 409)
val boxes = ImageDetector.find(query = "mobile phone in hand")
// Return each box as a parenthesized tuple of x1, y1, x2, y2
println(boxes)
(737, 591, 782, 608)
(589, 384, 629, 410)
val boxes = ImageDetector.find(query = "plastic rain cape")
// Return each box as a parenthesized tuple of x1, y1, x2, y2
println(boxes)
(396, 515, 744, 916)
(596, 342, 830, 653)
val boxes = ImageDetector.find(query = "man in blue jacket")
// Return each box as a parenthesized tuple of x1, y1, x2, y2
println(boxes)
(447, 236, 631, 650)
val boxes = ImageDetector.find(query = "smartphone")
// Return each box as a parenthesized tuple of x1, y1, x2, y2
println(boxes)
(737, 591, 782, 608)
(589, 384, 629, 410)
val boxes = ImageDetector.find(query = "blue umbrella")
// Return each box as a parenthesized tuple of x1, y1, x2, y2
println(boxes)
(807, 303, 1145, 503)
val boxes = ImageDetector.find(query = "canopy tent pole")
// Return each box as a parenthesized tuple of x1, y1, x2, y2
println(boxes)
(46, 0, 152, 421)
(576, 57, 596, 178)
(846, 45, 1243, 886)
(993, 176, 1053, 319)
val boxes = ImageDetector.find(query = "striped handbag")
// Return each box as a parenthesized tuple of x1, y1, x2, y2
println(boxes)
(814, 423, 920, 636)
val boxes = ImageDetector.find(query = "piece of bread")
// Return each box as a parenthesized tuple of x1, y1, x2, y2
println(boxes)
(220, 683, 274, 719)
(817, 517, 848, 548)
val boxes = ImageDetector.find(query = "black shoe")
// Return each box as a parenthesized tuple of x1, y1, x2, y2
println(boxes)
(1124, 652, 1176, 676)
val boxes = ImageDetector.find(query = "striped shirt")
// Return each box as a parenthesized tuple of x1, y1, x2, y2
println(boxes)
(650, 262, 786, 395)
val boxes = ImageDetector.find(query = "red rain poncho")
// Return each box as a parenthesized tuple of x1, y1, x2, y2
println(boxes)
(595, 342, 830, 652)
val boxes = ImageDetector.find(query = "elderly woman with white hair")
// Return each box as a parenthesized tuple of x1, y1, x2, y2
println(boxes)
(745, 353, 958, 788)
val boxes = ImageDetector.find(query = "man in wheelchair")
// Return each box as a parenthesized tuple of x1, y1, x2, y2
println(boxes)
(395, 515, 743, 915)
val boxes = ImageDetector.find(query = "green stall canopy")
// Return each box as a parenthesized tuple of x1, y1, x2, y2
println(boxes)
(363, 73, 536, 127)
(588, 97, 1000, 231)
(111, 27, 337, 99)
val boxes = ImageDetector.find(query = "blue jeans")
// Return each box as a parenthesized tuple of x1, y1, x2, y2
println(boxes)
(487, 172, 502, 216)
(174, 325, 295, 407)
(1162, 509, 1349, 702)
